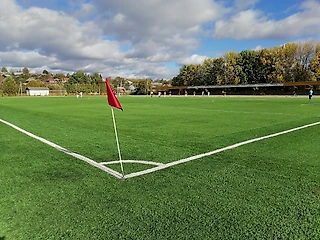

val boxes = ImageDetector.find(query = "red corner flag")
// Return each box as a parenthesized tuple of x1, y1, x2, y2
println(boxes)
(106, 78, 123, 111)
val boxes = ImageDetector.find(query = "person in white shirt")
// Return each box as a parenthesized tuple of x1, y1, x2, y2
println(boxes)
(309, 89, 313, 101)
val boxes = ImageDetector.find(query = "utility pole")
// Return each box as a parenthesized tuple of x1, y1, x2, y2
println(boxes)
(19, 82, 22, 96)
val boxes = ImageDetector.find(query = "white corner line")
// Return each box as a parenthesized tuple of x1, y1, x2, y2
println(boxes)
(100, 160, 164, 166)
(123, 121, 320, 179)
(2, 118, 320, 180)
(0, 119, 123, 179)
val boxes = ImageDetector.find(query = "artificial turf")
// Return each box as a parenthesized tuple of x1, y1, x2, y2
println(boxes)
(1, 95, 320, 239)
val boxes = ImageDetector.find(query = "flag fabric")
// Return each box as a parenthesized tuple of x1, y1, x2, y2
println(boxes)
(106, 78, 123, 111)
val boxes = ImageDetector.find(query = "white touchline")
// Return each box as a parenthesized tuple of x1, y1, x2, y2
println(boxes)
(0, 119, 123, 179)
(100, 160, 164, 166)
(1, 118, 319, 179)
(122, 121, 320, 179)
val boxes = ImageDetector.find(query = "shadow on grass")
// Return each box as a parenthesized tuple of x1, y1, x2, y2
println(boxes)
(0, 237, 5, 240)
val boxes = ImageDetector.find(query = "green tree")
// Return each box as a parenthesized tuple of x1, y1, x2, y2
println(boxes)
(171, 74, 184, 86)
(42, 69, 49, 75)
(54, 73, 66, 80)
(27, 80, 45, 87)
(1, 67, 8, 72)
(22, 67, 30, 76)
(91, 72, 103, 85)
(3, 76, 18, 95)
(239, 50, 262, 84)
(178, 64, 202, 86)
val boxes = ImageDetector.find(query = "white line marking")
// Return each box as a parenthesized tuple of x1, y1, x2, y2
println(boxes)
(214, 109, 305, 116)
(100, 160, 164, 166)
(2, 118, 319, 179)
(0, 119, 123, 179)
(123, 121, 320, 179)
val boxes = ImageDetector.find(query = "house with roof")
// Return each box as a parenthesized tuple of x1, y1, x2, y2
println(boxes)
(46, 77, 55, 84)
(26, 87, 50, 96)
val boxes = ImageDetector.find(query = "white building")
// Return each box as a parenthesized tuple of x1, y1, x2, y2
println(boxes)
(26, 87, 50, 96)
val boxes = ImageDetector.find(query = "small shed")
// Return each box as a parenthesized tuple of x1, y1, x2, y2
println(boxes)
(26, 87, 50, 96)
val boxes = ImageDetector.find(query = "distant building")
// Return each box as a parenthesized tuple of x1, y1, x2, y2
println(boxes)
(46, 77, 55, 84)
(26, 87, 50, 96)
(13, 72, 23, 76)
(1, 72, 11, 78)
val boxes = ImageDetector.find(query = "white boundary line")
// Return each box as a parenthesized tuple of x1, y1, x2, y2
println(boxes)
(0, 119, 123, 179)
(1, 118, 319, 179)
(123, 121, 320, 179)
(100, 160, 164, 166)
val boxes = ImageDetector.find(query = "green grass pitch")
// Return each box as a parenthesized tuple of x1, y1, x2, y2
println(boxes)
(1, 95, 320, 239)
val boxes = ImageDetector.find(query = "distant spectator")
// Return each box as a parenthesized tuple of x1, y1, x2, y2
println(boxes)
(309, 89, 313, 101)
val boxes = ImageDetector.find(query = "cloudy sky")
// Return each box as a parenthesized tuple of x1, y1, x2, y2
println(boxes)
(0, 0, 319, 79)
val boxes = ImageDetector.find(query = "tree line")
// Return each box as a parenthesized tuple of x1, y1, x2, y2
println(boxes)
(0, 69, 107, 96)
(0, 68, 160, 95)
(1, 41, 320, 96)
(172, 41, 320, 86)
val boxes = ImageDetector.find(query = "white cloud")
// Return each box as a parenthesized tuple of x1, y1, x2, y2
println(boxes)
(94, 0, 227, 39)
(1, 0, 230, 79)
(1, 0, 319, 80)
(177, 54, 209, 65)
(234, 0, 259, 9)
(74, 3, 96, 19)
(252, 45, 263, 51)
(214, 0, 320, 40)
(0, 51, 57, 68)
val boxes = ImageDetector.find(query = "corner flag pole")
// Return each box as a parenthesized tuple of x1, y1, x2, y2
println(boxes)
(110, 107, 125, 177)
(105, 77, 124, 177)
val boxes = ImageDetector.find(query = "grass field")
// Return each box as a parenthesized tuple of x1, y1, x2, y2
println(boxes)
(1, 95, 320, 239)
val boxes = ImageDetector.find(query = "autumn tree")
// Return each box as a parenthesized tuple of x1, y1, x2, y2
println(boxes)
(224, 51, 242, 85)
(310, 43, 320, 81)
(27, 80, 45, 87)
(3, 76, 18, 95)
(259, 48, 277, 83)
(201, 58, 216, 85)
(292, 41, 316, 81)
(211, 57, 226, 85)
